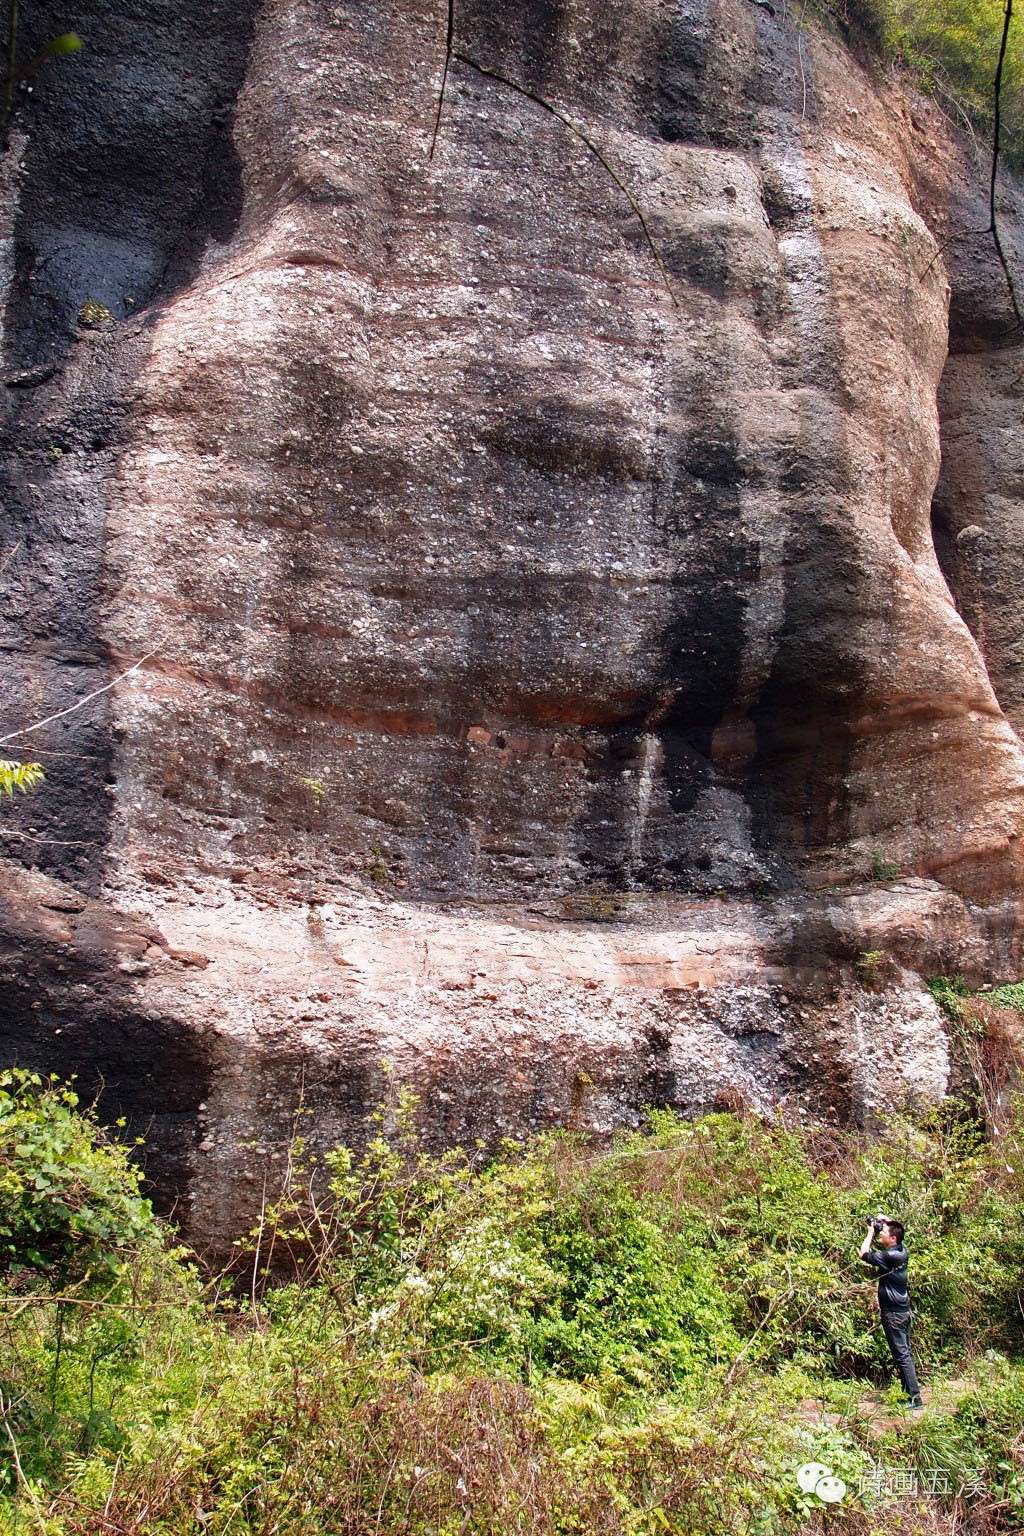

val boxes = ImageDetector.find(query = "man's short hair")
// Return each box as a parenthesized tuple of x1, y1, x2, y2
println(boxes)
(884, 1219, 905, 1244)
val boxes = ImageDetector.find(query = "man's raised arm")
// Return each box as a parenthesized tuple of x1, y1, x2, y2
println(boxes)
(860, 1216, 878, 1264)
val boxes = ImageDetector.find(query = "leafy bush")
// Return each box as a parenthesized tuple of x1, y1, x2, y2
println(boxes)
(894, 1353, 1024, 1516)
(0, 1069, 158, 1287)
(929, 976, 1024, 1134)
(928, 974, 973, 1022)
(239, 1095, 1024, 1389)
(989, 981, 1024, 1012)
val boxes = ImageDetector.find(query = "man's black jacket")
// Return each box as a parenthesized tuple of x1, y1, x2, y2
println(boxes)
(861, 1243, 911, 1312)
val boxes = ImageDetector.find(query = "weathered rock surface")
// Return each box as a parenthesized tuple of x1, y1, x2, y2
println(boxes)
(2, 0, 1024, 1244)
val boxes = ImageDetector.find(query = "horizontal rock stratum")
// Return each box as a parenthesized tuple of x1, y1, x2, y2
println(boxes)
(2, 0, 1023, 1245)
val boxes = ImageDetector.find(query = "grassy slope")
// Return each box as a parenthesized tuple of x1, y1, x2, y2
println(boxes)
(823, 0, 1024, 165)
(3, 1076, 1024, 1534)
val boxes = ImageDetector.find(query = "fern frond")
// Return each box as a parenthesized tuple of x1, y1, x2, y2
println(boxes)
(0, 759, 44, 797)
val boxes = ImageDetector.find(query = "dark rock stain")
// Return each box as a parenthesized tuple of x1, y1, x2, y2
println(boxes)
(0, 0, 258, 891)
(648, 0, 716, 145)
(646, 0, 820, 151)
(746, 503, 869, 864)
(0, 877, 214, 1213)
(655, 428, 756, 819)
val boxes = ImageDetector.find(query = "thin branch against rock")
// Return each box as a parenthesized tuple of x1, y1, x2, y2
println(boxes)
(428, 0, 454, 160)
(913, 2, 1023, 319)
(425, 0, 675, 304)
(988, 0, 1024, 336)
(0, 11, 80, 147)
(794, 0, 809, 119)
(0, 538, 21, 577)
(917, 221, 992, 283)
(0, 647, 161, 746)
(0, 829, 95, 846)
(932, 74, 982, 155)
(451, 52, 677, 307)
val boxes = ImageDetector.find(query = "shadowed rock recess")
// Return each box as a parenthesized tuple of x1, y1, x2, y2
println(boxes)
(2, 0, 1024, 1245)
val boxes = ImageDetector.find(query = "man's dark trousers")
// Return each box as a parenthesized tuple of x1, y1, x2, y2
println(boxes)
(881, 1308, 921, 1398)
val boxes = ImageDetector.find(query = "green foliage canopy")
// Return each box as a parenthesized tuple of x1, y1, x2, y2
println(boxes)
(0, 1069, 157, 1288)
(832, 0, 1024, 163)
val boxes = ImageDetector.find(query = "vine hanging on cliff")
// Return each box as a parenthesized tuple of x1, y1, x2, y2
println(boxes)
(0, 647, 161, 748)
(455, 53, 677, 308)
(989, 0, 1024, 336)
(917, 0, 1023, 341)
(427, 0, 454, 160)
(427, 0, 676, 307)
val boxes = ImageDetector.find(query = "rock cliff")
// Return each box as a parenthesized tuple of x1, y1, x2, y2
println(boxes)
(2, 0, 1024, 1245)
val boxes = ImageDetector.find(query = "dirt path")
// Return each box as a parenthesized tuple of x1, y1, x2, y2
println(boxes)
(798, 1379, 974, 1438)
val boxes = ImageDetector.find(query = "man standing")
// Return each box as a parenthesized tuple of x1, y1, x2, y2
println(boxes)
(859, 1215, 924, 1410)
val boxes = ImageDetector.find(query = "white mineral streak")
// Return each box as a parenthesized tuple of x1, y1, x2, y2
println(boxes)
(626, 732, 660, 884)
(0, 131, 25, 360)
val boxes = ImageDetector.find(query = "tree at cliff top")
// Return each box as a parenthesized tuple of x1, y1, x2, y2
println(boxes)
(836, 0, 1024, 161)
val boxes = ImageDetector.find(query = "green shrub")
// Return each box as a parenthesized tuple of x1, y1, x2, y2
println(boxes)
(0, 1070, 158, 1288)
(0, 761, 43, 797)
(988, 981, 1024, 1012)
(928, 974, 973, 1023)
(869, 850, 901, 881)
(246, 1099, 1024, 1390)
(822, 0, 1024, 166)
(890, 1354, 1024, 1515)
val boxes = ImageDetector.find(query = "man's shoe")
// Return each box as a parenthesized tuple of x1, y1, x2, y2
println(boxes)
(907, 1395, 924, 1411)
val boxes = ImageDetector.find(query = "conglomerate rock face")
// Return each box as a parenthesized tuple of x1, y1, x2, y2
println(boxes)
(2, 0, 1024, 1245)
